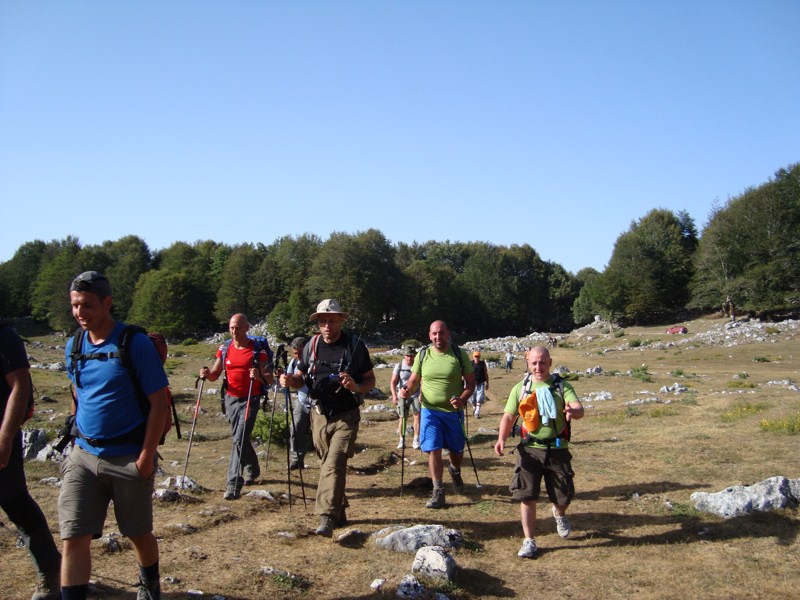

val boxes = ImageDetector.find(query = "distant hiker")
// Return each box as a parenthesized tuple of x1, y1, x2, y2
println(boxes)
(505, 349, 514, 373)
(399, 320, 475, 509)
(469, 351, 489, 418)
(391, 345, 421, 449)
(61, 271, 170, 600)
(279, 299, 375, 537)
(1, 323, 61, 600)
(286, 336, 311, 470)
(724, 295, 736, 322)
(494, 345, 584, 559)
(199, 313, 274, 499)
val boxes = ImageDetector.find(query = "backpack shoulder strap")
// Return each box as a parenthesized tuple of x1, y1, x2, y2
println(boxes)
(118, 324, 151, 417)
(69, 328, 89, 388)
(450, 343, 465, 374)
(307, 334, 322, 377)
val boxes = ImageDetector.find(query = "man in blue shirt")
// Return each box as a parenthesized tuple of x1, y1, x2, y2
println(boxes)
(60, 272, 169, 600)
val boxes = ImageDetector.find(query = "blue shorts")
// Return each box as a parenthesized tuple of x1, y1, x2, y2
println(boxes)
(420, 409, 465, 453)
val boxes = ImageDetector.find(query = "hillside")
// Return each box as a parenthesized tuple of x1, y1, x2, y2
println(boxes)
(3, 315, 799, 599)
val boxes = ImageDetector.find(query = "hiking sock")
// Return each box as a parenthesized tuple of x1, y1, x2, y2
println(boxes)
(61, 584, 89, 600)
(140, 561, 160, 583)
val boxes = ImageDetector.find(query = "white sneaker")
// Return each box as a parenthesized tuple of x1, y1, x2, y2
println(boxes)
(553, 506, 572, 538)
(397, 438, 405, 449)
(517, 537, 537, 558)
(412, 437, 420, 449)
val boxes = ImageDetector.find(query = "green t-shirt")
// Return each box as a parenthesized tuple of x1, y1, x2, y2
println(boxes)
(504, 376, 578, 448)
(412, 345, 474, 412)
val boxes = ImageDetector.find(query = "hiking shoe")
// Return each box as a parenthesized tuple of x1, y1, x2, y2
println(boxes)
(397, 438, 405, 449)
(223, 486, 240, 500)
(315, 516, 334, 537)
(412, 437, 420, 450)
(31, 571, 60, 600)
(448, 464, 464, 494)
(553, 506, 572, 538)
(517, 538, 538, 559)
(426, 488, 446, 509)
(136, 576, 161, 600)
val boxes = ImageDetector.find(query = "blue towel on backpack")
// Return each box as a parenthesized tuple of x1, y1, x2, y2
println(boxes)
(536, 387, 558, 426)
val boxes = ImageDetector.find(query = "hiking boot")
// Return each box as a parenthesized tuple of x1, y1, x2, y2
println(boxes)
(315, 516, 334, 537)
(31, 571, 60, 600)
(425, 487, 446, 509)
(517, 538, 538, 559)
(448, 464, 464, 494)
(242, 468, 259, 485)
(397, 438, 405, 449)
(336, 508, 348, 528)
(412, 437, 420, 450)
(136, 576, 161, 600)
(223, 486, 240, 500)
(553, 506, 572, 539)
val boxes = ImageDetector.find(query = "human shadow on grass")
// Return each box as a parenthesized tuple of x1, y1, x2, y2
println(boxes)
(550, 509, 799, 553)
(575, 480, 701, 501)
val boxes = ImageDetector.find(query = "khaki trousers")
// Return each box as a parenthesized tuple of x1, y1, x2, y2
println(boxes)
(310, 406, 360, 518)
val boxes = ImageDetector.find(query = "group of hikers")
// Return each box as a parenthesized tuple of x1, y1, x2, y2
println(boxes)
(0, 270, 584, 600)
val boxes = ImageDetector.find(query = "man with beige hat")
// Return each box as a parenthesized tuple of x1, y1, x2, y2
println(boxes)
(279, 299, 375, 537)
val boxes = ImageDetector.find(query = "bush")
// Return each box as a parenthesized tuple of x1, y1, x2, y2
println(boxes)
(252, 408, 289, 447)
(630, 365, 652, 382)
(181, 338, 197, 346)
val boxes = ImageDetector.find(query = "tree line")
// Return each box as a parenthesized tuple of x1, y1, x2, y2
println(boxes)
(1, 164, 797, 340)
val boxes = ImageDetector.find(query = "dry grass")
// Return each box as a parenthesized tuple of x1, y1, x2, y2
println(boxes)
(3, 316, 799, 599)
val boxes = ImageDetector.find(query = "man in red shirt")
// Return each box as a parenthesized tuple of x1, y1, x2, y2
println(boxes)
(200, 314, 273, 499)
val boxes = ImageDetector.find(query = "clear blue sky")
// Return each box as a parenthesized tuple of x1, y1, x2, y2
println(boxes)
(2, 1, 798, 274)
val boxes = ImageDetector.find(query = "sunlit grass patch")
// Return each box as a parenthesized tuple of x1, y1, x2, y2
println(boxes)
(649, 406, 679, 417)
(721, 401, 768, 422)
(760, 414, 800, 434)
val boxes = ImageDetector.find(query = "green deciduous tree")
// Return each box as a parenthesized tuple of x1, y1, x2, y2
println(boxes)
(214, 244, 267, 324)
(128, 270, 212, 338)
(305, 230, 401, 332)
(0, 240, 48, 317)
(691, 164, 800, 315)
(31, 237, 84, 331)
(596, 209, 697, 324)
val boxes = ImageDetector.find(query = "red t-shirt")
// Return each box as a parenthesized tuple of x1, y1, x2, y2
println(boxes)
(216, 341, 268, 397)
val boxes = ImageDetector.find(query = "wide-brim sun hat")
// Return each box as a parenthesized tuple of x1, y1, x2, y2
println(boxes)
(309, 298, 349, 321)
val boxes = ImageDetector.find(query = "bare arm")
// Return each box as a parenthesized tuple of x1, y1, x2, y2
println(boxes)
(199, 357, 224, 382)
(135, 386, 169, 479)
(398, 372, 421, 399)
(565, 399, 584, 421)
(0, 368, 30, 468)
(389, 371, 400, 404)
(494, 412, 517, 457)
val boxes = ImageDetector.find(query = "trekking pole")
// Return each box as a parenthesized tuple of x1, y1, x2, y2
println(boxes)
(400, 399, 407, 496)
(460, 410, 482, 488)
(264, 373, 280, 469)
(180, 377, 205, 487)
(284, 386, 307, 510)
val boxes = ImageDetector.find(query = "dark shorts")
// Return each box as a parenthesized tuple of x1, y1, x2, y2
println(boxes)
(58, 445, 155, 539)
(510, 445, 574, 505)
